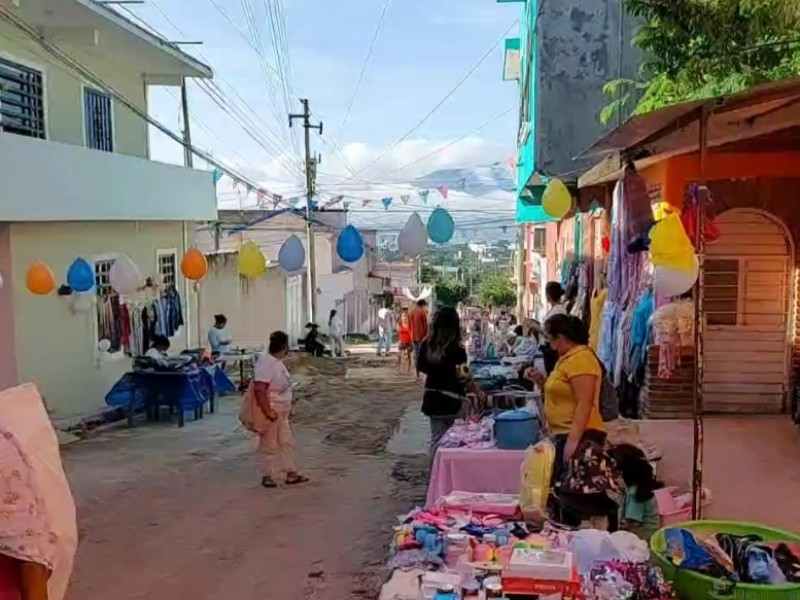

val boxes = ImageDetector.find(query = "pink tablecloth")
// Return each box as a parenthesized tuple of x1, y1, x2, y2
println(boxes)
(426, 447, 527, 508)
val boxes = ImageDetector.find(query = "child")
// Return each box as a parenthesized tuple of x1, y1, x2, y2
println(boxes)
(609, 444, 663, 541)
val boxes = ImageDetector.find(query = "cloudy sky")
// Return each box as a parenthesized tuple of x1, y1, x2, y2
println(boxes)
(127, 0, 521, 233)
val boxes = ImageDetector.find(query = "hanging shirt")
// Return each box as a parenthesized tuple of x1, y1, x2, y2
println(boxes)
(253, 353, 293, 408)
(589, 289, 608, 351)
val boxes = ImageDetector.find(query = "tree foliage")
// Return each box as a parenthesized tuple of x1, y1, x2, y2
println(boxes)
(602, 0, 800, 123)
(477, 274, 516, 308)
(435, 278, 470, 307)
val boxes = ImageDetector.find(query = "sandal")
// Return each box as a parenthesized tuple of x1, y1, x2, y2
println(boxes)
(285, 473, 309, 485)
(261, 476, 278, 488)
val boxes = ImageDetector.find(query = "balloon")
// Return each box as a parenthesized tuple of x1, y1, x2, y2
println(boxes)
(277, 235, 305, 273)
(109, 254, 142, 295)
(26, 260, 56, 295)
(398, 213, 427, 257)
(181, 247, 208, 281)
(336, 225, 364, 263)
(66, 257, 95, 293)
(427, 207, 455, 244)
(542, 178, 572, 219)
(649, 213, 695, 271)
(71, 292, 94, 314)
(653, 255, 699, 297)
(238, 241, 267, 278)
(98, 339, 111, 352)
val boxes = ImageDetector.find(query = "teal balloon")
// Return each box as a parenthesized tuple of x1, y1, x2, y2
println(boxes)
(426, 207, 455, 244)
(67, 258, 95, 293)
(336, 225, 364, 263)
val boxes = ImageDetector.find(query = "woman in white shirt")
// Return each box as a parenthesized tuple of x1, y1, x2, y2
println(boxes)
(253, 331, 308, 488)
(328, 309, 346, 357)
(544, 281, 568, 322)
(207, 314, 233, 355)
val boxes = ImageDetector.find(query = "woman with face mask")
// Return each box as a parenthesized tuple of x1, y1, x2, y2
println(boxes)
(524, 314, 618, 528)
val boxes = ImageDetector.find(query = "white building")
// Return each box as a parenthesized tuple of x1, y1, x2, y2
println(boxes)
(0, 0, 216, 421)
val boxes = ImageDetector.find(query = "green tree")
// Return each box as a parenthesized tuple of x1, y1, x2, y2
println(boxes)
(602, 0, 800, 123)
(435, 278, 469, 307)
(477, 274, 516, 308)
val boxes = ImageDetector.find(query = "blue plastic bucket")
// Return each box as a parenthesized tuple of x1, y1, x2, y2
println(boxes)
(494, 410, 539, 450)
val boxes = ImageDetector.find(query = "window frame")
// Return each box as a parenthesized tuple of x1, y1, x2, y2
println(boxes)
(81, 84, 115, 152)
(704, 257, 741, 327)
(156, 248, 178, 289)
(0, 51, 48, 140)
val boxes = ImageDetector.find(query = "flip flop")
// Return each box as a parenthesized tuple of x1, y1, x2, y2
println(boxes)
(285, 474, 309, 485)
(261, 476, 278, 488)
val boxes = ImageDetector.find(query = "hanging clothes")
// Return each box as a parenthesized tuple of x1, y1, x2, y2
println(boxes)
(588, 288, 607, 352)
(622, 170, 654, 252)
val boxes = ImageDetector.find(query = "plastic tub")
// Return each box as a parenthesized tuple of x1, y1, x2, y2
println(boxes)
(494, 410, 539, 450)
(650, 520, 800, 600)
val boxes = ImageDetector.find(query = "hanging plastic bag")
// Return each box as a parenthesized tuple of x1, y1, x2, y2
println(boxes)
(649, 213, 695, 271)
(519, 438, 555, 522)
(681, 204, 721, 245)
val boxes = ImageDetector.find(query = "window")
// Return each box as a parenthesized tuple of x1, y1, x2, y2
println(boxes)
(84, 88, 113, 151)
(704, 259, 739, 326)
(532, 227, 546, 254)
(157, 251, 177, 287)
(0, 57, 45, 139)
(95, 257, 123, 354)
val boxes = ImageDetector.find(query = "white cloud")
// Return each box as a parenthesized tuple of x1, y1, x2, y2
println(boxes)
(216, 134, 518, 234)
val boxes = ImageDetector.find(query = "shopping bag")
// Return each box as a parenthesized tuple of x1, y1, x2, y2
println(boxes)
(519, 438, 555, 521)
(239, 382, 269, 433)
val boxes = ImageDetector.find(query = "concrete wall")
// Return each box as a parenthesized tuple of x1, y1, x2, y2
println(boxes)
(0, 19, 148, 158)
(8, 221, 191, 420)
(198, 254, 287, 349)
(534, 0, 641, 178)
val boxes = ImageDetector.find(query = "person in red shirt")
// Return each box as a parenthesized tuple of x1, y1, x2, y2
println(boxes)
(407, 299, 429, 380)
(396, 309, 413, 373)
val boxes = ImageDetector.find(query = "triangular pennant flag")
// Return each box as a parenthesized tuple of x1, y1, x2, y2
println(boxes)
(419, 190, 430, 204)
(212, 168, 223, 184)
(437, 185, 448, 199)
(401, 194, 410, 205)
(329, 195, 344, 205)
(381, 197, 393, 210)
(501, 225, 508, 234)
(457, 178, 466, 191)
(246, 184, 255, 196)
(362, 199, 372, 207)
(343, 200, 353, 209)
(256, 189, 267, 207)
(506, 156, 516, 169)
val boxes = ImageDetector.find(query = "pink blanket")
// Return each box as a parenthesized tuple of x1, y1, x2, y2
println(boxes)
(426, 447, 527, 508)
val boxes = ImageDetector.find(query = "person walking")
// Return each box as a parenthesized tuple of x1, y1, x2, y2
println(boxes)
(407, 299, 429, 380)
(249, 331, 309, 488)
(396, 309, 413, 373)
(376, 304, 394, 357)
(328, 309, 346, 357)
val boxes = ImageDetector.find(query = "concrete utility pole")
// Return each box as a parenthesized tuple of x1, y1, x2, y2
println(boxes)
(180, 77, 196, 349)
(289, 99, 323, 324)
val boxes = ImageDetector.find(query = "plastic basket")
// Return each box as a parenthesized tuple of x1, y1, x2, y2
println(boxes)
(650, 520, 800, 600)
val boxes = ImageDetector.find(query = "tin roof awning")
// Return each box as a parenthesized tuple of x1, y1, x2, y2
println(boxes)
(577, 77, 800, 188)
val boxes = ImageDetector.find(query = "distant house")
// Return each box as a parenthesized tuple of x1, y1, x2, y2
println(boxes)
(0, 0, 216, 421)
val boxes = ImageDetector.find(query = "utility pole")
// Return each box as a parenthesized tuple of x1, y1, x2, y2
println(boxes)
(180, 77, 196, 348)
(289, 99, 323, 324)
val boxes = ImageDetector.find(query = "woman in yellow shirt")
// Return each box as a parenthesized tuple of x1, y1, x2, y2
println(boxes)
(525, 314, 618, 527)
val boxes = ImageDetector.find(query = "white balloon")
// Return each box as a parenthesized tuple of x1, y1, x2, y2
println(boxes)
(98, 339, 111, 352)
(278, 235, 306, 273)
(71, 292, 94, 314)
(653, 255, 699, 297)
(109, 254, 142, 295)
(398, 213, 427, 257)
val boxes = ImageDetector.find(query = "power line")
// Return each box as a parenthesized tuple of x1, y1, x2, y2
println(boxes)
(334, 0, 392, 145)
(343, 18, 519, 183)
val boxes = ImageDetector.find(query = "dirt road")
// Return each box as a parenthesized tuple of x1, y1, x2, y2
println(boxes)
(63, 354, 428, 600)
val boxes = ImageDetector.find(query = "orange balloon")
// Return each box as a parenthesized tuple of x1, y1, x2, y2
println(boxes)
(181, 247, 208, 281)
(26, 260, 56, 295)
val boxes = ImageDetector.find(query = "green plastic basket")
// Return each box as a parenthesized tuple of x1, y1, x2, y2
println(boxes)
(650, 521, 800, 600)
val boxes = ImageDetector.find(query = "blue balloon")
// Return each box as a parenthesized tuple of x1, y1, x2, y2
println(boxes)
(426, 207, 455, 244)
(336, 225, 364, 263)
(67, 257, 95, 293)
(278, 235, 306, 272)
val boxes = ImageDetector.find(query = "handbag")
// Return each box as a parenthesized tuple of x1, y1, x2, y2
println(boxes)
(587, 348, 620, 422)
(559, 433, 622, 496)
(239, 382, 270, 433)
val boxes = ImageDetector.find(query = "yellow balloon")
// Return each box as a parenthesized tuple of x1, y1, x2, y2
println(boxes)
(542, 179, 572, 219)
(649, 213, 695, 271)
(238, 241, 266, 278)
